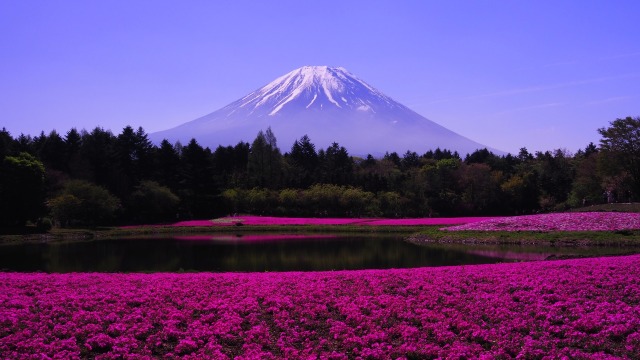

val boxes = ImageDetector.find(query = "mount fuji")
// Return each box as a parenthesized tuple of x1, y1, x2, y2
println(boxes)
(150, 66, 498, 156)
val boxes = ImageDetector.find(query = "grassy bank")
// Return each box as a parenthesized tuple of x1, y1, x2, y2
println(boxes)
(0, 224, 421, 245)
(570, 202, 640, 212)
(410, 227, 640, 247)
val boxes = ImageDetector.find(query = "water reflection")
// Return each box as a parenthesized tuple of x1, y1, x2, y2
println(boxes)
(1, 233, 638, 273)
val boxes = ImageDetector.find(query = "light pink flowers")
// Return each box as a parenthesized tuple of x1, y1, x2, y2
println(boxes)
(444, 212, 640, 231)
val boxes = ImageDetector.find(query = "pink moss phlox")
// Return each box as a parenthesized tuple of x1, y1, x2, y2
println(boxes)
(2, 255, 640, 358)
(443, 212, 640, 231)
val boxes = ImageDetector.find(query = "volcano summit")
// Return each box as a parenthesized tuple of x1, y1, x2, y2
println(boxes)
(151, 66, 496, 155)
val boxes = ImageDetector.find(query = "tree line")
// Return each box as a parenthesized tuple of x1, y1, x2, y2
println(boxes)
(1, 116, 639, 228)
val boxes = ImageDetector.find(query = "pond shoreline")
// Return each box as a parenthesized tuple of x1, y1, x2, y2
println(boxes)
(3, 212, 640, 246)
(409, 228, 640, 247)
(0, 225, 421, 245)
(3, 224, 640, 249)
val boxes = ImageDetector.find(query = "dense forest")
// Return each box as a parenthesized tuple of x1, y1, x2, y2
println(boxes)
(1, 116, 639, 228)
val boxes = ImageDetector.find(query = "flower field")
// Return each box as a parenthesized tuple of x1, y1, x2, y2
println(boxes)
(444, 212, 640, 232)
(2, 255, 640, 359)
(168, 216, 497, 227)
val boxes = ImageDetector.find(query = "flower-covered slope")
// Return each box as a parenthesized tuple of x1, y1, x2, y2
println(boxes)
(444, 212, 640, 231)
(2, 255, 640, 359)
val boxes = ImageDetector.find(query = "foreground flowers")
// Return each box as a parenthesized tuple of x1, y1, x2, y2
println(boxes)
(2, 256, 640, 359)
(444, 212, 640, 232)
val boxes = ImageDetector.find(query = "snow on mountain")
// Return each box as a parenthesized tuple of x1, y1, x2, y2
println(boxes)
(150, 66, 500, 156)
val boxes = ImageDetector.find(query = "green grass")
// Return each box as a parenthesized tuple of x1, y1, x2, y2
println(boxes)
(569, 202, 640, 213)
(411, 226, 640, 246)
(0, 224, 420, 245)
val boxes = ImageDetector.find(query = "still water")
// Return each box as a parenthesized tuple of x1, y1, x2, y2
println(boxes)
(1, 233, 638, 273)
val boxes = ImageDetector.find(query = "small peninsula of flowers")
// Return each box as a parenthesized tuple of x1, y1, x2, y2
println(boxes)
(443, 212, 640, 232)
(165, 216, 498, 228)
(2, 255, 639, 358)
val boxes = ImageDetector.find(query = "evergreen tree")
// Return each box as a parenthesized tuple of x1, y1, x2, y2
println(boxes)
(35, 130, 68, 171)
(154, 140, 181, 191)
(78, 127, 116, 188)
(179, 139, 217, 218)
(0, 128, 15, 159)
(320, 142, 353, 185)
(113, 126, 154, 198)
(288, 135, 318, 188)
(247, 128, 282, 188)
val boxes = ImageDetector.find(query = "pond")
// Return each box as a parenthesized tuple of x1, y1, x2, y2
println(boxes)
(1, 233, 639, 273)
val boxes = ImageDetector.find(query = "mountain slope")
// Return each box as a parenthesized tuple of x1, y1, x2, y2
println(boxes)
(150, 66, 499, 155)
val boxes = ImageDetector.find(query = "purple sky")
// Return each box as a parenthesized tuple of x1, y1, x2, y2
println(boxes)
(1, 1, 639, 154)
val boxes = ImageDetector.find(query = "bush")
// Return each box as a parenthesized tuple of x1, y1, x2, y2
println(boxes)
(128, 181, 180, 224)
(48, 180, 120, 226)
(36, 217, 53, 232)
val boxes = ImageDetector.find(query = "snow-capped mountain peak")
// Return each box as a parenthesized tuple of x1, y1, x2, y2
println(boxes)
(150, 66, 500, 156)
(236, 66, 401, 116)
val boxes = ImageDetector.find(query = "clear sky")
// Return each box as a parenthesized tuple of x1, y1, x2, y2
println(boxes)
(1, 1, 639, 154)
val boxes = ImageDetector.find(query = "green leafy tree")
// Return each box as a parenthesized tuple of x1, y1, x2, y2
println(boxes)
(339, 187, 376, 217)
(304, 184, 344, 216)
(377, 191, 406, 217)
(534, 149, 574, 208)
(598, 116, 640, 200)
(278, 188, 302, 215)
(0, 152, 46, 227)
(425, 158, 462, 215)
(49, 180, 120, 226)
(500, 171, 539, 214)
(401, 151, 421, 170)
(568, 148, 602, 207)
(245, 187, 272, 214)
(128, 181, 180, 224)
(221, 188, 244, 215)
(47, 194, 82, 227)
(457, 163, 503, 215)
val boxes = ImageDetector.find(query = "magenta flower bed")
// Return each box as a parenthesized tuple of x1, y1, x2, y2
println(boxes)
(161, 216, 498, 228)
(444, 212, 640, 232)
(2, 256, 640, 359)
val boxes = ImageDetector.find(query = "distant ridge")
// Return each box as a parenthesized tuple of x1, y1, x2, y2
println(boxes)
(151, 66, 500, 155)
